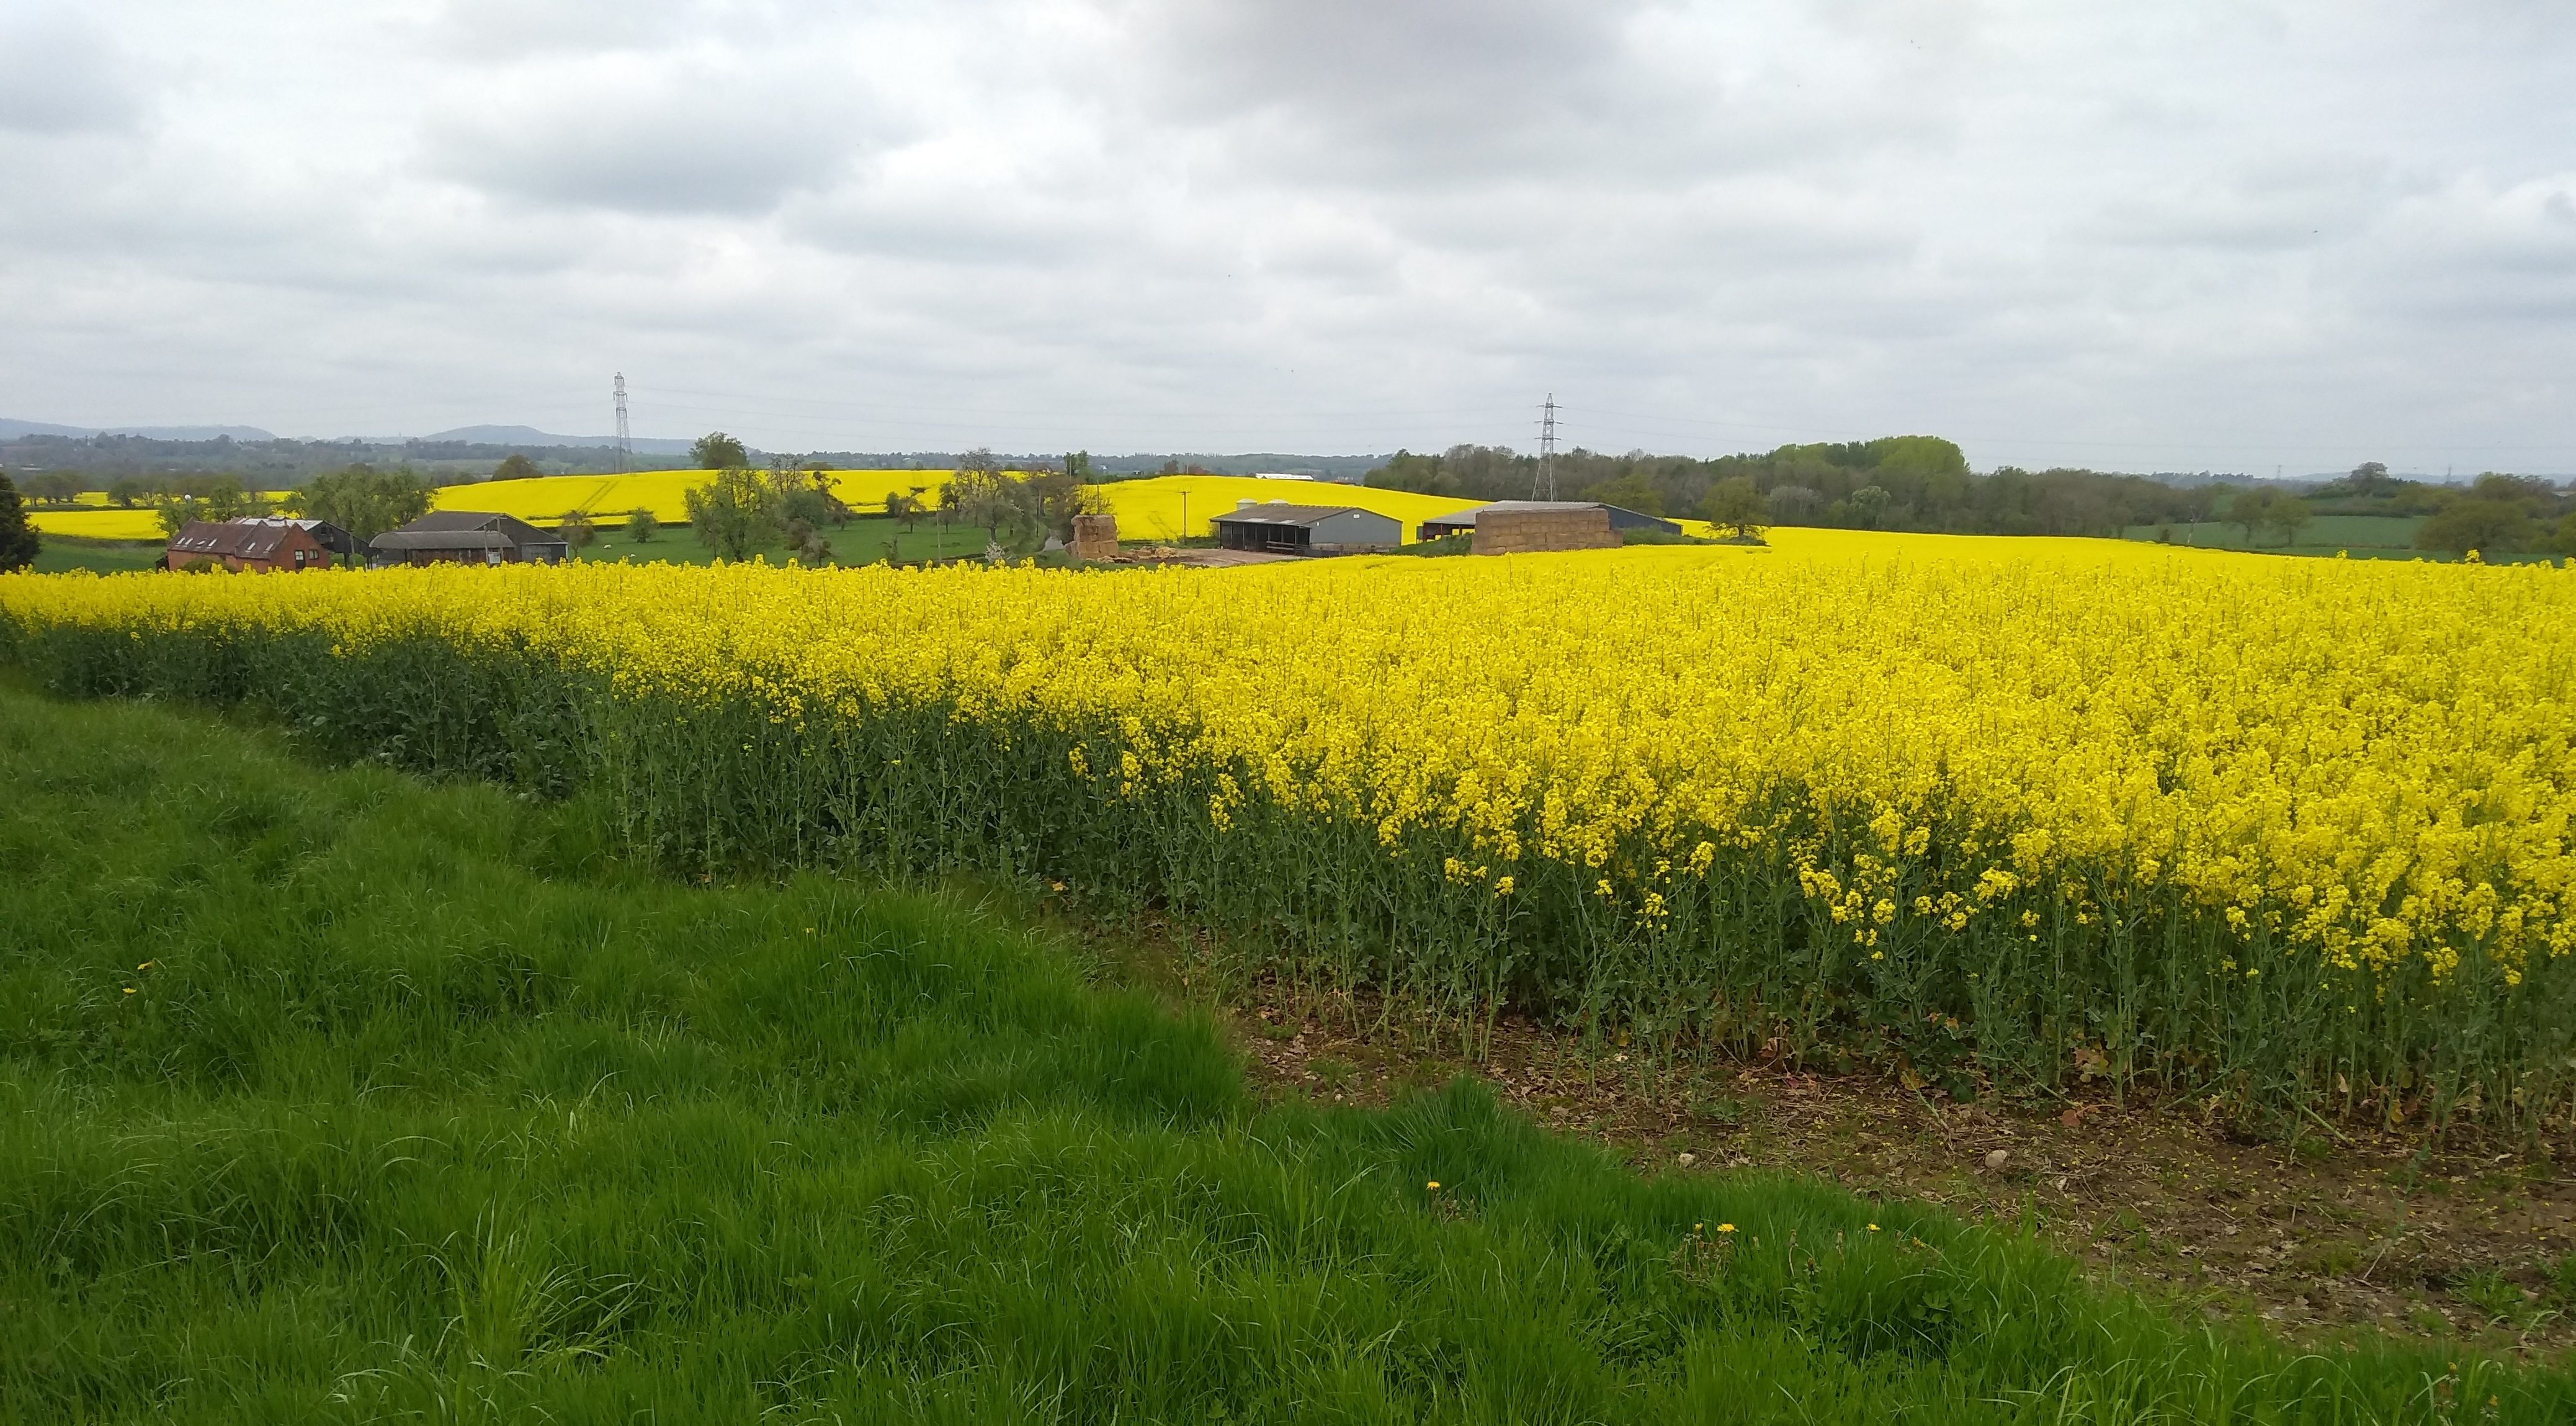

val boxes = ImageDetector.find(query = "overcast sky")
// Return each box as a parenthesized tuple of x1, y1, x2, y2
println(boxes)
(2, 1, 2570, 473)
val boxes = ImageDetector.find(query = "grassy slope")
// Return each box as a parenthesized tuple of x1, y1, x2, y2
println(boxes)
(2, 689, 2567, 1423)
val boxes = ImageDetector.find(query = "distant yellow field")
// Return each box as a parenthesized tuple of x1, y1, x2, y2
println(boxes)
(29, 509, 166, 540)
(432, 470, 948, 526)
(429, 469, 1480, 542)
(1087, 476, 1482, 544)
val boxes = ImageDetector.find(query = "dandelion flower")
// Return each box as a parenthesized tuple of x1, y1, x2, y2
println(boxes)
(1426, 1181, 1441, 1191)
(1717, 1223, 1736, 1234)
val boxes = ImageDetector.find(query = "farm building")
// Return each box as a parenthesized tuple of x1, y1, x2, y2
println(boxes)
(164, 518, 334, 573)
(1414, 501, 1679, 542)
(370, 511, 569, 567)
(232, 516, 358, 560)
(1210, 501, 1402, 555)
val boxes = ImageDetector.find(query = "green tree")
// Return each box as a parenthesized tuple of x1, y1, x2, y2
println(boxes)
(1846, 485, 1890, 529)
(2417, 499, 2533, 558)
(945, 454, 1033, 545)
(684, 467, 775, 561)
(1766, 485, 1825, 523)
(24, 471, 86, 504)
(626, 508, 659, 543)
(105, 477, 148, 508)
(152, 475, 269, 539)
(1063, 450, 1094, 483)
(558, 510, 597, 552)
(1699, 476, 1766, 539)
(490, 453, 543, 481)
(2225, 487, 2274, 546)
(691, 432, 750, 470)
(292, 465, 435, 544)
(769, 469, 850, 531)
(2261, 495, 2314, 548)
(0, 473, 40, 572)
(1582, 470, 1665, 516)
(2551, 511, 2576, 559)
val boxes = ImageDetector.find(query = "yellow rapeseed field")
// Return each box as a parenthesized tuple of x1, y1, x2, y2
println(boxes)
(5, 537, 2570, 1124)
(433, 469, 1483, 543)
(432, 469, 946, 525)
(27, 508, 168, 540)
(1082, 475, 1483, 542)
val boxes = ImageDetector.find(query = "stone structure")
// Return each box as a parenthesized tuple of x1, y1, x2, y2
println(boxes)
(1471, 505, 1618, 555)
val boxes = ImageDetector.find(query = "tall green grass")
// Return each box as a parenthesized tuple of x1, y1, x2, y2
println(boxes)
(2, 686, 2570, 1421)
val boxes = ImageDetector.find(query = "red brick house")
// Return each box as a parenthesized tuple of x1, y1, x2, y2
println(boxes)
(164, 519, 333, 573)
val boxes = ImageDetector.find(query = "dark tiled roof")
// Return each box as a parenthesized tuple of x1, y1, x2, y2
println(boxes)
(372, 511, 565, 552)
(1211, 504, 1386, 527)
(168, 520, 302, 558)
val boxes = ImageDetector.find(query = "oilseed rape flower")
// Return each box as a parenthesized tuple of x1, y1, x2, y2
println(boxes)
(4, 531, 2572, 1130)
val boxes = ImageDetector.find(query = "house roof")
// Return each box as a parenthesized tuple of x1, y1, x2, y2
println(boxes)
(167, 519, 313, 559)
(1211, 504, 1395, 528)
(231, 516, 356, 551)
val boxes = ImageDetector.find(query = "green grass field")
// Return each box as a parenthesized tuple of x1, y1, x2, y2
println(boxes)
(2119, 514, 2430, 557)
(4, 686, 2572, 1420)
(27, 538, 167, 575)
(573, 519, 1008, 566)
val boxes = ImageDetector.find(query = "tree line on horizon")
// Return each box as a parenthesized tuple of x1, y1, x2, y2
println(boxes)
(1366, 439, 2576, 557)
(12, 431, 2575, 568)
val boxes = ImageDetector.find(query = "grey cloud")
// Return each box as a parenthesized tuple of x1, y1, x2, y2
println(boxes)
(2, 0, 2573, 475)
(2080, 156, 2394, 251)
(423, 53, 881, 215)
(421, 0, 709, 61)
(0, 12, 142, 135)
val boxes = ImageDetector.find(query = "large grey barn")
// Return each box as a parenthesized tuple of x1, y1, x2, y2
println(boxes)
(369, 511, 569, 567)
(1414, 501, 1681, 541)
(1210, 502, 1402, 555)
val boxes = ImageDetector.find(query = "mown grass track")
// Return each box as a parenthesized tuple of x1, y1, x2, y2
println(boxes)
(3, 685, 2574, 1422)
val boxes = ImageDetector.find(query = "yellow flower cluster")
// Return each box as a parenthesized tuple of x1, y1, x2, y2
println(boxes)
(4, 531, 2570, 993)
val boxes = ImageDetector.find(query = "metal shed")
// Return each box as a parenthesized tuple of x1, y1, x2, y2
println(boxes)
(1210, 502, 1402, 555)
(370, 511, 569, 567)
(1415, 501, 1681, 541)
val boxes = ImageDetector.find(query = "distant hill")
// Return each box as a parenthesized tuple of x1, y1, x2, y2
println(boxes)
(0, 418, 277, 441)
(407, 425, 697, 455)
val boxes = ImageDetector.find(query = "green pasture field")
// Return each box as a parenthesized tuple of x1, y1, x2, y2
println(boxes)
(2111, 514, 2554, 565)
(575, 518, 1011, 567)
(2119, 514, 2428, 557)
(27, 538, 166, 576)
(7, 685, 2570, 1421)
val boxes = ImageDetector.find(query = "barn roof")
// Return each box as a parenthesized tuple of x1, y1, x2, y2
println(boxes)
(1417, 501, 1678, 533)
(371, 510, 564, 552)
(1210, 504, 1393, 528)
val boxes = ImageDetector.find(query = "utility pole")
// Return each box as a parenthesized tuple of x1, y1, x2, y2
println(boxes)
(1533, 394, 1559, 500)
(613, 373, 632, 475)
